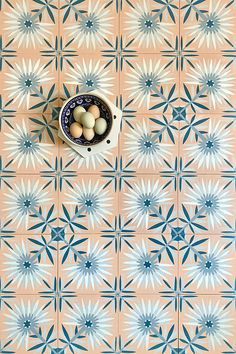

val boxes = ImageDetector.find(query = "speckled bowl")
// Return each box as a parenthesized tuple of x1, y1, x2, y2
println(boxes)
(59, 93, 113, 147)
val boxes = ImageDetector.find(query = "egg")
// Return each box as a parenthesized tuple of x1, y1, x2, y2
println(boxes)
(73, 106, 86, 123)
(83, 128, 95, 141)
(88, 105, 100, 119)
(80, 112, 95, 129)
(70, 122, 83, 138)
(94, 118, 107, 135)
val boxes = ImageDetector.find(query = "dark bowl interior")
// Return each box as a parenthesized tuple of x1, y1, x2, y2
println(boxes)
(60, 94, 113, 146)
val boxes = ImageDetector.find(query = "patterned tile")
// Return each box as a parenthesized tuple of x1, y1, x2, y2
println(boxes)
(120, 0, 180, 54)
(179, 295, 236, 353)
(0, 53, 59, 114)
(58, 174, 119, 232)
(179, 233, 236, 295)
(180, 0, 236, 53)
(0, 174, 59, 235)
(58, 53, 119, 102)
(180, 53, 236, 114)
(119, 175, 178, 234)
(58, 295, 119, 353)
(1, 0, 236, 352)
(119, 114, 179, 174)
(0, 295, 58, 353)
(0, 113, 59, 174)
(119, 232, 179, 294)
(58, 233, 118, 294)
(178, 174, 236, 235)
(120, 53, 180, 115)
(0, 234, 58, 295)
(179, 114, 236, 174)
(59, 0, 119, 55)
(118, 295, 179, 353)
(0, 0, 59, 55)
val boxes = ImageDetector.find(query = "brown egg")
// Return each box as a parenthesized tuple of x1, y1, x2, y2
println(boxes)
(88, 105, 100, 119)
(70, 122, 83, 138)
(83, 128, 95, 141)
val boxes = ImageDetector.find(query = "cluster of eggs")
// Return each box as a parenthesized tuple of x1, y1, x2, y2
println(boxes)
(69, 105, 108, 142)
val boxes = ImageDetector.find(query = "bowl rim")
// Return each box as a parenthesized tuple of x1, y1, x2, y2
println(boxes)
(59, 91, 113, 146)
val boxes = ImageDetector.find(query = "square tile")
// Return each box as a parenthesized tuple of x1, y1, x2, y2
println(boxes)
(120, 54, 180, 115)
(0, 53, 59, 114)
(120, 0, 179, 54)
(58, 174, 118, 233)
(180, 53, 236, 114)
(0, 295, 58, 353)
(0, 113, 59, 174)
(119, 114, 179, 174)
(179, 114, 236, 174)
(0, 174, 59, 234)
(58, 295, 118, 353)
(0, 0, 59, 55)
(180, 0, 236, 53)
(119, 295, 179, 353)
(59, 53, 120, 98)
(59, 0, 119, 54)
(179, 174, 236, 235)
(58, 233, 118, 294)
(119, 232, 179, 294)
(179, 233, 236, 295)
(0, 234, 58, 295)
(119, 175, 178, 234)
(179, 295, 236, 353)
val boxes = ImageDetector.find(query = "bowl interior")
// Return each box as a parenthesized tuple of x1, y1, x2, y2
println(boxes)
(60, 94, 113, 146)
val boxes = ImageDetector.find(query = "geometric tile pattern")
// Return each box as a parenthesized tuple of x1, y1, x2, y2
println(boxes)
(0, 0, 236, 353)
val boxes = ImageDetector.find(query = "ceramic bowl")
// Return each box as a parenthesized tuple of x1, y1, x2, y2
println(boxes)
(59, 92, 113, 146)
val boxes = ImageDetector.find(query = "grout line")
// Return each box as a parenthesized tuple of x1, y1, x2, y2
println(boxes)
(57, 0, 60, 344)
(3, 172, 235, 176)
(178, 1, 181, 348)
(118, 0, 121, 339)
(6, 231, 230, 236)
(0, 292, 228, 296)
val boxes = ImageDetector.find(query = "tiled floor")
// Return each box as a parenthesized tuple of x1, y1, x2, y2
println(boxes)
(0, 0, 236, 353)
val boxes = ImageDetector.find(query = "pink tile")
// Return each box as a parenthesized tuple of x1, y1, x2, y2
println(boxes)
(180, 53, 236, 114)
(119, 295, 179, 352)
(59, 0, 119, 55)
(0, 295, 58, 353)
(179, 175, 236, 235)
(119, 232, 179, 294)
(179, 233, 236, 295)
(0, 53, 59, 115)
(119, 114, 179, 174)
(0, 234, 58, 295)
(58, 295, 118, 353)
(179, 295, 236, 353)
(0, 174, 59, 234)
(120, 175, 178, 234)
(120, 54, 180, 115)
(180, 0, 236, 53)
(58, 174, 118, 232)
(120, 0, 180, 54)
(58, 233, 118, 294)
(179, 114, 236, 174)
(0, 113, 59, 174)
